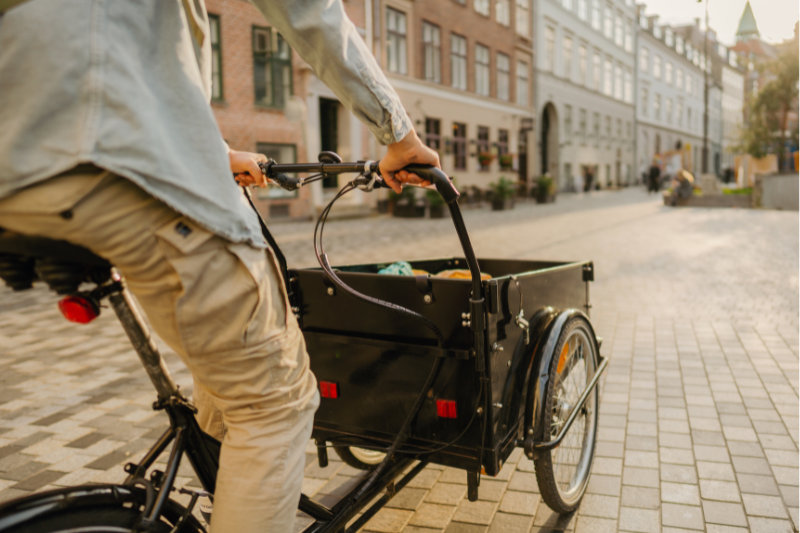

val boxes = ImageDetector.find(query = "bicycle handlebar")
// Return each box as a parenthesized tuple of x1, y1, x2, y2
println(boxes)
(257, 160, 459, 204)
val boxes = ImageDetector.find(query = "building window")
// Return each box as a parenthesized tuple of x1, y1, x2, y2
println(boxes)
(475, 0, 490, 16)
(475, 44, 490, 96)
(624, 23, 633, 52)
(604, 3, 613, 39)
(640, 87, 648, 116)
(676, 101, 683, 126)
(386, 8, 407, 75)
(498, 129, 509, 155)
(676, 68, 683, 91)
(579, 45, 587, 86)
(687, 76, 693, 95)
(425, 118, 441, 151)
(516, 60, 529, 106)
(453, 122, 467, 170)
(516, 0, 530, 37)
(614, 64, 622, 100)
(253, 27, 292, 108)
(591, 0, 601, 31)
(565, 163, 572, 182)
(578, 0, 587, 20)
(665, 61, 673, 85)
(209, 14, 223, 101)
(497, 52, 510, 100)
(604, 58, 612, 96)
(676, 36, 684, 54)
(687, 107, 692, 129)
(562, 0, 573, 11)
(665, 98, 672, 123)
(614, 12, 623, 47)
(545, 27, 555, 72)
(563, 36, 573, 80)
(496, 0, 510, 25)
(477, 126, 490, 170)
(624, 69, 632, 103)
(256, 143, 297, 199)
(592, 112, 600, 146)
(422, 22, 441, 83)
(593, 53, 601, 91)
(564, 105, 573, 144)
(450, 34, 467, 90)
(654, 93, 661, 119)
(605, 115, 611, 146)
(626, 121, 631, 140)
(616, 118, 621, 142)
(579, 109, 587, 144)
(653, 55, 661, 79)
(664, 27, 673, 47)
(640, 47, 649, 73)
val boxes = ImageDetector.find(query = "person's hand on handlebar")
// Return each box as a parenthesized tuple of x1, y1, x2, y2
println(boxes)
(379, 130, 440, 194)
(230, 149, 269, 188)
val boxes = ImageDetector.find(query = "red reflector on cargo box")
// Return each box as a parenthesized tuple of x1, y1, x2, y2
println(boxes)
(436, 400, 457, 418)
(320, 381, 338, 399)
(58, 296, 99, 324)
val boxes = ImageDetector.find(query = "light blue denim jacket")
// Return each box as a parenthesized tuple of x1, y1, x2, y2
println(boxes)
(0, 0, 412, 247)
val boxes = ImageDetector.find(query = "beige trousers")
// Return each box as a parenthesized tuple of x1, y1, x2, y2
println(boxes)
(0, 171, 319, 533)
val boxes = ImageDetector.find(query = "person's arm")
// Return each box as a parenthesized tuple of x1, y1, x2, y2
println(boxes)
(247, 0, 439, 192)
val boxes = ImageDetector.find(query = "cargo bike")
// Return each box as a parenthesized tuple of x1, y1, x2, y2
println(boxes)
(0, 156, 607, 533)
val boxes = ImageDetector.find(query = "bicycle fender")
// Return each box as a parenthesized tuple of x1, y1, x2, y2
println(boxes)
(521, 308, 595, 458)
(0, 484, 203, 532)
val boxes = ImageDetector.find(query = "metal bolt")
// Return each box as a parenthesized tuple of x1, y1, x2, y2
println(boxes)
(507, 360, 511, 367)
(291, 306, 300, 313)
(527, 452, 533, 458)
(476, 407, 483, 415)
(462, 320, 471, 327)
(493, 402, 503, 408)
(461, 312, 471, 319)
(424, 294, 432, 303)
(492, 342, 504, 352)
(327, 287, 334, 296)
(528, 428, 534, 435)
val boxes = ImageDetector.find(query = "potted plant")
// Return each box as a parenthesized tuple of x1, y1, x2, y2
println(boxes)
(490, 176, 516, 210)
(535, 174, 557, 204)
(499, 153, 513, 170)
(426, 189, 447, 218)
(391, 187, 425, 218)
(478, 152, 494, 170)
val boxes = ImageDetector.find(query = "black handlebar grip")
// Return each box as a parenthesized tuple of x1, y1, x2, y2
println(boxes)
(401, 165, 459, 204)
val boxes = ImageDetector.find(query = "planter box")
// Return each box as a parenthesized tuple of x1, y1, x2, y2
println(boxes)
(491, 198, 514, 211)
(663, 193, 751, 208)
(536, 193, 556, 204)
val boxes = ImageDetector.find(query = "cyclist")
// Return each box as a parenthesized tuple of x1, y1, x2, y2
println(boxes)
(0, 1, 439, 532)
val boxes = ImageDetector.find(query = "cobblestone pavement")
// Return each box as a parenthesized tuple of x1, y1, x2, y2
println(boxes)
(0, 189, 797, 532)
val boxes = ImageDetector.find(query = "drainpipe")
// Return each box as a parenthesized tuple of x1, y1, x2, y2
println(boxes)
(632, 5, 640, 185)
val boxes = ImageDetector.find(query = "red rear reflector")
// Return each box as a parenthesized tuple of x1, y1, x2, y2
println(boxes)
(58, 296, 99, 324)
(320, 381, 338, 399)
(436, 399, 457, 418)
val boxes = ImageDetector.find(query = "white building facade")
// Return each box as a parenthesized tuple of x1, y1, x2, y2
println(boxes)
(720, 50, 745, 173)
(534, 0, 637, 191)
(635, 16, 704, 178)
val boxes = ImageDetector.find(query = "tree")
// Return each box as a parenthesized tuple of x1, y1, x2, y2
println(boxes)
(737, 47, 799, 169)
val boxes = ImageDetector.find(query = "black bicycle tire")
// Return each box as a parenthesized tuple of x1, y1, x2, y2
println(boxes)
(533, 316, 599, 514)
(2, 504, 205, 533)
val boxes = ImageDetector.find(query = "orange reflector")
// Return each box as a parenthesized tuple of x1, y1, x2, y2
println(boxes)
(557, 343, 569, 374)
(436, 399, 457, 418)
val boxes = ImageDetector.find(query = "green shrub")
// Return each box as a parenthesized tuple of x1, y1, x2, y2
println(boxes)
(723, 187, 753, 195)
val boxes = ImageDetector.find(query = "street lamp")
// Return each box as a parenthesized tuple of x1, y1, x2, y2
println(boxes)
(699, 0, 709, 174)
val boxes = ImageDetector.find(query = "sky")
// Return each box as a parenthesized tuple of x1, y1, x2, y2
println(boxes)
(639, 0, 799, 45)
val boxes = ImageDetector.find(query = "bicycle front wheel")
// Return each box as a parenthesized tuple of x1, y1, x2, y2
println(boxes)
(2, 505, 204, 533)
(533, 316, 599, 513)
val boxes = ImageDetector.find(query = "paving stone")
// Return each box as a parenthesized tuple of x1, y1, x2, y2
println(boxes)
(576, 494, 619, 519)
(661, 463, 699, 484)
(736, 473, 780, 496)
(699, 480, 741, 502)
(408, 503, 457, 529)
(731, 456, 771, 475)
(507, 471, 538, 493)
(476, 480, 506, 502)
(532, 507, 576, 529)
(486, 512, 531, 533)
(11, 470, 64, 491)
(386, 488, 429, 511)
(443, 524, 485, 533)
(726, 441, 765, 457)
(621, 466, 659, 488)
(661, 482, 700, 505)
(574, 516, 616, 533)
(741, 493, 789, 519)
(497, 491, 538, 516)
(425, 483, 466, 506)
(661, 503, 705, 530)
(618, 506, 659, 533)
(620, 486, 660, 509)
(586, 474, 620, 497)
(779, 485, 798, 507)
(696, 461, 735, 482)
(747, 517, 795, 533)
(451, 500, 497, 526)
(364, 508, 414, 533)
(702, 500, 749, 527)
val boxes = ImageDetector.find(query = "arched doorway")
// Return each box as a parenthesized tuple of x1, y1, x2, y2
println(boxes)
(540, 103, 559, 182)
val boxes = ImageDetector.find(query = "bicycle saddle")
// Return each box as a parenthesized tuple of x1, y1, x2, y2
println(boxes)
(0, 228, 111, 294)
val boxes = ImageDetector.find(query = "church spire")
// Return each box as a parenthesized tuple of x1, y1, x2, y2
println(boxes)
(736, 1, 760, 42)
